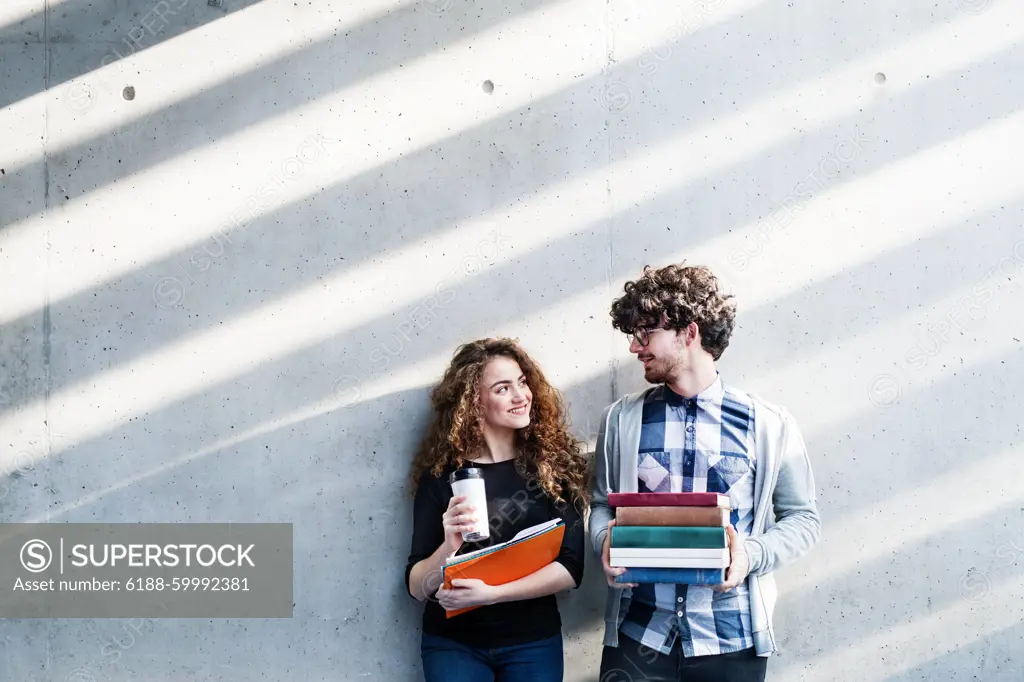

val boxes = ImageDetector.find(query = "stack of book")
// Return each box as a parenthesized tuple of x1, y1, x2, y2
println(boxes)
(608, 492, 731, 586)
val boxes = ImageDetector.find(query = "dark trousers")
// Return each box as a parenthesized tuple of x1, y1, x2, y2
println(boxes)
(420, 632, 563, 682)
(599, 634, 767, 682)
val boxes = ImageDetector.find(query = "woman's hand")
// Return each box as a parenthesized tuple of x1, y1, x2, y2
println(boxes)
(441, 495, 478, 557)
(436, 579, 501, 611)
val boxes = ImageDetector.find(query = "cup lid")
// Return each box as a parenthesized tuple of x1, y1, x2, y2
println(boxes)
(449, 467, 483, 484)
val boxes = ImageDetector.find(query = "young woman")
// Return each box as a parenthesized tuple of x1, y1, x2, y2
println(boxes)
(405, 338, 589, 682)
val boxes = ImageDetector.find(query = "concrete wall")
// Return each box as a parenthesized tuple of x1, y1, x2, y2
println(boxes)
(2, 0, 1023, 679)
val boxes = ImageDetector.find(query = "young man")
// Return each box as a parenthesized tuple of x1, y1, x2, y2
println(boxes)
(590, 263, 821, 681)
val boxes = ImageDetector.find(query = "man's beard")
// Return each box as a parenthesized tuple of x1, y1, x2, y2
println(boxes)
(643, 356, 681, 384)
(643, 358, 668, 384)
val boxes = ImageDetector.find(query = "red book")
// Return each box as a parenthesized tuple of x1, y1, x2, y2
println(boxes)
(608, 492, 731, 509)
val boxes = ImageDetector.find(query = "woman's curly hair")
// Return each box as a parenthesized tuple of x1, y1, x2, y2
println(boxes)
(610, 262, 737, 360)
(409, 338, 589, 511)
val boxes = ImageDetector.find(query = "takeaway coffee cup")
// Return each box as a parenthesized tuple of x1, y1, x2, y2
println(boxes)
(449, 468, 489, 542)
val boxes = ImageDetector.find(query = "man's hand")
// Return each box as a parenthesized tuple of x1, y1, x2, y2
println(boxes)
(435, 579, 500, 611)
(714, 525, 750, 592)
(602, 520, 637, 588)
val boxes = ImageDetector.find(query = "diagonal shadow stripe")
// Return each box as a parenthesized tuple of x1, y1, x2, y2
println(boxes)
(0, 0, 968, 233)
(774, 558, 1024, 682)
(811, 347, 1024, 522)
(0, 257, 616, 502)
(776, 500, 1024, 663)
(0, 0, 266, 107)
(723, 198, 1024, 384)
(878, 621, 1024, 682)
(9, 367, 614, 527)
(0, 0, 566, 230)
(2, 40, 1020, 420)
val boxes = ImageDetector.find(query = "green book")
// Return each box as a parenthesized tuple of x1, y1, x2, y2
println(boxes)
(610, 525, 727, 549)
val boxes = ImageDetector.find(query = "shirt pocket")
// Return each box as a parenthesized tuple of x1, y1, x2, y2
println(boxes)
(636, 450, 678, 492)
(707, 453, 753, 493)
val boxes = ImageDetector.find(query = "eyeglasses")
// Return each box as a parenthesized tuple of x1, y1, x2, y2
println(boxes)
(630, 326, 663, 347)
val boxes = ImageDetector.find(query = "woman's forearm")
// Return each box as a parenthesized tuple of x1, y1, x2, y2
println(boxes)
(408, 544, 450, 602)
(492, 562, 575, 604)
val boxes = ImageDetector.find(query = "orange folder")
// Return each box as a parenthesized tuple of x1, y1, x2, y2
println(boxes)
(441, 519, 566, 617)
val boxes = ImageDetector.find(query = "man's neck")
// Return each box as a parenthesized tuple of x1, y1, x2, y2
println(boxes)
(665, 358, 718, 399)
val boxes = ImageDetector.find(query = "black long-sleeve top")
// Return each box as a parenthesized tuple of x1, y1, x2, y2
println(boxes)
(404, 458, 585, 648)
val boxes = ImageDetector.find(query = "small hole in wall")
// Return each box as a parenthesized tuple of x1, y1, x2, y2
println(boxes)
(482, 80, 494, 94)
(122, 86, 136, 101)
(874, 72, 887, 85)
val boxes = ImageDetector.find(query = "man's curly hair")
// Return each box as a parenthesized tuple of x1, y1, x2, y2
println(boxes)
(610, 263, 737, 360)
(409, 338, 589, 511)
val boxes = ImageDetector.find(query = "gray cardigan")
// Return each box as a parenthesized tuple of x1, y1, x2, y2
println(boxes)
(588, 386, 822, 657)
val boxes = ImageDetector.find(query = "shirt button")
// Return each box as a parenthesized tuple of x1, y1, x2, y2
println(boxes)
(677, 597, 683, 603)
(676, 611, 684, 617)
(686, 425, 695, 434)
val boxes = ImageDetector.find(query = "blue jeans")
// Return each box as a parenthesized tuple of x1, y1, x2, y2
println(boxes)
(420, 632, 564, 682)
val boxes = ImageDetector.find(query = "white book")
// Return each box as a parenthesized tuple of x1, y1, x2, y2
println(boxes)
(609, 548, 730, 569)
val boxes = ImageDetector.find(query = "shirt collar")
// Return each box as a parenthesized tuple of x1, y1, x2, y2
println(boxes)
(661, 373, 724, 407)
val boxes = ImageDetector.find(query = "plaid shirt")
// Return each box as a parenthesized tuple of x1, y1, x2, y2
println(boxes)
(618, 374, 757, 657)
